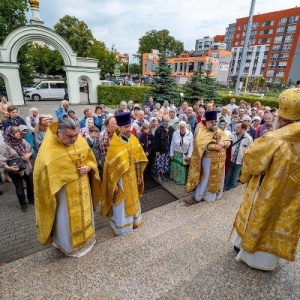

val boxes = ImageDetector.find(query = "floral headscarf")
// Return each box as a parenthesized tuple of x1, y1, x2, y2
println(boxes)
(4, 126, 27, 156)
(28, 107, 39, 128)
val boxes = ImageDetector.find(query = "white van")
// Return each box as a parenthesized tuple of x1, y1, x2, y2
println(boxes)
(26, 81, 67, 101)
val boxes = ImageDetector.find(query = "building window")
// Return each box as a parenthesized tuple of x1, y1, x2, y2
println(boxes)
(236, 34, 240, 38)
(282, 44, 292, 51)
(272, 45, 281, 51)
(281, 53, 289, 60)
(287, 25, 296, 32)
(289, 16, 299, 24)
(284, 35, 293, 42)
(274, 36, 283, 44)
(279, 17, 287, 25)
(276, 27, 285, 34)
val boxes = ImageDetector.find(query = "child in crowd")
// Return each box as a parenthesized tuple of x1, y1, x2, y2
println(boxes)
(86, 125, 101, 169)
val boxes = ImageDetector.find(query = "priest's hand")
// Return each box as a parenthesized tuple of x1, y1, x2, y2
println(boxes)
(77, 165, 91, 176)
(137, 176, 142, 186)
(114, 185, 119, 193)
(214, 144, 224, 151)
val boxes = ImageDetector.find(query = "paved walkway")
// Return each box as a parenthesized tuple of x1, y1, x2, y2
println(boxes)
(1, 184, 300, 299)
(1, 101, 300, 298)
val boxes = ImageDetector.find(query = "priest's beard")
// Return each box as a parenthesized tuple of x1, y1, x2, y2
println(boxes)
(207, 125, 218, 132)
(273, 115, 281, 130)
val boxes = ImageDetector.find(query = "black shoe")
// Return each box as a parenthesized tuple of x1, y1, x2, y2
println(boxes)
(0, 190, 3, 195)
(234, 246, 240, 254)
(21, 203, 28, 212)
(28, 200, 34, 205)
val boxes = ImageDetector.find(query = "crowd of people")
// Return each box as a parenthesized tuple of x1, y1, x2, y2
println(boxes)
(1, 88, 300, 271)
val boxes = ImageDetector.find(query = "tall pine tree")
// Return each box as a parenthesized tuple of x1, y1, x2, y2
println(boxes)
(151, 51, 177, 103)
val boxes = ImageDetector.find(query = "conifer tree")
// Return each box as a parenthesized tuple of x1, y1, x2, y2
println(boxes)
(151, 51, 177, 103)
(184, 72, 219, 105)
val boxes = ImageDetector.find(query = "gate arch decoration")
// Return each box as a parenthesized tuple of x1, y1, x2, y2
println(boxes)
(0, 7, 99, 105)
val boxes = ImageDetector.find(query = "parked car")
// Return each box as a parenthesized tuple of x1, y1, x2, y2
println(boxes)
(124, 80, 137, 86)
(25, 81, 67, 101)
(99, 80, 116, 86)
(22, 82, 39, 96)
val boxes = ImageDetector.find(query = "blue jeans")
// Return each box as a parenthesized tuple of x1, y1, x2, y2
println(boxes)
(225, 162, 242, 190)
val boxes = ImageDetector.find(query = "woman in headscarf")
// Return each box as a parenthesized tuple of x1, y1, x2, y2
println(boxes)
(169, 121, 193, 185)
(80, 117, 94, 138)
(217, 118, 231, 137)
(25, 107, 39, 132)
(0, 126, 34, 212)
(154, 115, 174, 183)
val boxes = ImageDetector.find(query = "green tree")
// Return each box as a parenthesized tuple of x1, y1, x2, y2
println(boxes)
(17, 44, 35, 85)
(151, 51, 177, 103)
(0, 0, 28, 43)
(28, 44, 64, 75)
(184, 74, 219, 104)
(129, 63, 141, 75)
(135, 29, 184, 66)
(87, 41, 118, 77)
(54, 16, 94, 57)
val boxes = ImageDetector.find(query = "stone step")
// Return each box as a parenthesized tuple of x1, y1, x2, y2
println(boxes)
(1, 185, 299, 299)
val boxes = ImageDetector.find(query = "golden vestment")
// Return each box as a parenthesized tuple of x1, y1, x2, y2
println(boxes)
(234, 122, 300, 261)
(186, 123, 229, 193)
(34, 122, 101, 248)
(101, 133, 148, 218)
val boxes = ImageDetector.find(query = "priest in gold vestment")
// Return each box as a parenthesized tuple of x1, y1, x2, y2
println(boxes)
(186, 111, 231, 201)
(233, 88, 300, 270)
(34, 117, 101, 257)
(101, 111, 148, 235)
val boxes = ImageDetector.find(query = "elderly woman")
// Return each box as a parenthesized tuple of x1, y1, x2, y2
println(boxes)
(169, 108, 179, 127)
(169, 121, 193, 185)
(154, 115, 174, 183)
(256, 113, 273, 138)
(25, 107, 39, 131)
(152, 102, 163, 118)
(0, 126, 34, 212)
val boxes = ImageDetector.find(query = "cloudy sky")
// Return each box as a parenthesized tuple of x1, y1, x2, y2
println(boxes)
(34, 0, 300, 61)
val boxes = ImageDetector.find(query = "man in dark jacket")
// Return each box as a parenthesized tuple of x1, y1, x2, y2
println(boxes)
(3, 106, 26, 131)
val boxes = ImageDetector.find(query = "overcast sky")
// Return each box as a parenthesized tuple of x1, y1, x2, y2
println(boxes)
(34, 0, 300, 61)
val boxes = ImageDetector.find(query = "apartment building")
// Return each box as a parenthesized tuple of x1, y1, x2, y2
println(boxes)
(227, 7, 300, 84)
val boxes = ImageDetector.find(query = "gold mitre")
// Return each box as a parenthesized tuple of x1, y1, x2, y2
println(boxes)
(278, 88, 300, 120)
(29, 0, 39, 8)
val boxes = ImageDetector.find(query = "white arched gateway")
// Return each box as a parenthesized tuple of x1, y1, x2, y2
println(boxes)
(0, 25, 100, 105)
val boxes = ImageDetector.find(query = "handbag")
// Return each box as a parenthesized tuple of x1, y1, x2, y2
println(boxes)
(182, 153, 190, 165)
(7, 158, 26, 170)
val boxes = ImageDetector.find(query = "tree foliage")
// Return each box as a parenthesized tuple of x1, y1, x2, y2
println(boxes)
(136, 29, 184, 60)
(0, 0, 28, 43)
(28, 44, 64, 75)
(151, 51, 177, 103)
(54, 15, 94, 57)
(88, 42, 118, 77)
(183, 74, 219, 104)
(17, 44, 35, 85)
